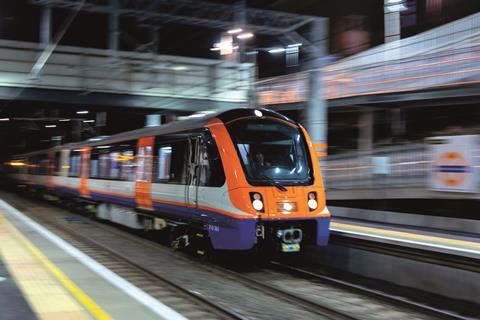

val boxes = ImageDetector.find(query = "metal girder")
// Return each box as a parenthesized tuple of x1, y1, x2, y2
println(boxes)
(30, 0, 321, 35)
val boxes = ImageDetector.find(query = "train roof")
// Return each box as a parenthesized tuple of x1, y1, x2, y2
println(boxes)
(12, 107, 294, 158)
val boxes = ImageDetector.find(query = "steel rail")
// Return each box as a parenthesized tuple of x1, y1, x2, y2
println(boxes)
(270, 255, 476, 320)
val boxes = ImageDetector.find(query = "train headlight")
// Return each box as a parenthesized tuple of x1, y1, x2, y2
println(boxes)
(308, 192, 318, 211)
(250, 192, 264, 212)
(252, 199, 264, 211)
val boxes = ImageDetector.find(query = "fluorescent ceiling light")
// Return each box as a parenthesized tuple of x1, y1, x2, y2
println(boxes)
(268, 48, 286, 53)
(237, 33, 254, 39)
(227, 28, 243, 34)
(172, 65, 188, 71)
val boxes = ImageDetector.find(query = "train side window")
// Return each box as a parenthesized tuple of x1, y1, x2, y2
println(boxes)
(198, 131, 225, 187)
(153, 140, 188, 184)
(110, 152, 121, 180)
(53, 152, 62, 176)
(37, 154, 49, 175)
(90, 152, 99, 178)
(119, 150, 135, 181)
(90, 141, 136, 181)
(157, 146, 172, 181)
(170, 140, 188, 184)
(69, 151, 81, 177)
(99, 153, 110, 179)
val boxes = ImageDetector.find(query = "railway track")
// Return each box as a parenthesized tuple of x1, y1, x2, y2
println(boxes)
(3, 192, 464, 320)
(17, 206, 246, 320)
(267, 261, 475, 320)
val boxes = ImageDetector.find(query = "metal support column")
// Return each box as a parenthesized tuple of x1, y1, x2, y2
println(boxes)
(40, 6, 52, 45)
(304, 18, 329, 157)
(109, 0, 119, 60)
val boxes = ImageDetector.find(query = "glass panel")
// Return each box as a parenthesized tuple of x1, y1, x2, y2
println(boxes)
(198, 134, 225, 187)
(227, 118, 312, 185)
(137, 147, 145, 181)
(120, 150, 135, 181)
(157, 146, 172, 180)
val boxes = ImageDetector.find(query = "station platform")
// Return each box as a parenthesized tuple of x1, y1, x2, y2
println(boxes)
(330, 217, 480, 259)
(0, 199, 186, 320)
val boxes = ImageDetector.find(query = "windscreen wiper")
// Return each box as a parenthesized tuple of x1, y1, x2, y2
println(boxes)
(258, 173, 287, 192)
(241, 144, 287, 192)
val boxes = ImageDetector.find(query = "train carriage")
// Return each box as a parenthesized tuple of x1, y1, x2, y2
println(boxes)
(6, 108, 331, 253)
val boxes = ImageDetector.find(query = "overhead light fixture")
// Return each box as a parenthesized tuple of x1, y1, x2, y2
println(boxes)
(386, 0, 403, 3)
(59, 118, 71, 122)
(45, 125, 57, 128)
(76, 110, 88, 114)
(172, 65, 188, 71)
(287, 43, 302, 47)
(210, 47, 221, 51)
(0, 118, 10, 121)
(268, 47, 286, 54)
(237, 32, 254, 40)
(227, 28, 243, 34)
(83, 119, 95, 123)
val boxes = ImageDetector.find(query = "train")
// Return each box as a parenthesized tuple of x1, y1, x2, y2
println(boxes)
(5, 108, 330, 254)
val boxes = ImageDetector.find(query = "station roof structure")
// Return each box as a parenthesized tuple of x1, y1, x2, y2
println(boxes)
(257, 12, 480, 109)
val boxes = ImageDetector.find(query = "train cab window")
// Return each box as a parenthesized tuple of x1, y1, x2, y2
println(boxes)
(198, 132, 225, 187)
(153, 140, 188, 184)
(227, 118, 312, 186)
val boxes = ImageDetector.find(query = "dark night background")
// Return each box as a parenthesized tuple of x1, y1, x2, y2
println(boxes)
(0, 0, 478, 157)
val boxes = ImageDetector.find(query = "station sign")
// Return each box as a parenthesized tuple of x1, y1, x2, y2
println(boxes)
(429, 135, 479, 193)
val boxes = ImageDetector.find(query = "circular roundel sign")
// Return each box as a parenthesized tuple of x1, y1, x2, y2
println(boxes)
(434, 152, 471, 187)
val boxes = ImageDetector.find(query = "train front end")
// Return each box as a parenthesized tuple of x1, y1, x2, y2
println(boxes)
(207, 108, 330, 253)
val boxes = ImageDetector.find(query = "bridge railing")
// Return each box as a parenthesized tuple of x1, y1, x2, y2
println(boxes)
(0, 39, 254, 107)
(324, 144, 431, 190)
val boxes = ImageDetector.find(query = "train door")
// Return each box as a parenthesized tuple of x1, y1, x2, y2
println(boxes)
(135, 137, 154, 210)
(186, 137, 200, 210)
(79, 147, 91, 198)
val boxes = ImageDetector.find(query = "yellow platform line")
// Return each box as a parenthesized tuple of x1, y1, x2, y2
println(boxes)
(0, 214, 112, 320)
(331, 222, 480, 251)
